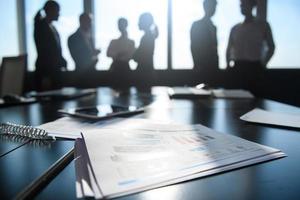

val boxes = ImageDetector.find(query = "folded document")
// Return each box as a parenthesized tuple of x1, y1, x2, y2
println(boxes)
(75, 119, 285, 199)
(240, 108, 300, 129)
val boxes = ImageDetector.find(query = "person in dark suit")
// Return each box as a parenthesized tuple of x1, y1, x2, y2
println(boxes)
(68, 13, 100, 72)
(190, 0, 218, 84)
(34, 0, 67, 91)
(133, 12, 158, 72)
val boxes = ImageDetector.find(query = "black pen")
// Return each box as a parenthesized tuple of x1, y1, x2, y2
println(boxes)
(15, 147, 74, 200)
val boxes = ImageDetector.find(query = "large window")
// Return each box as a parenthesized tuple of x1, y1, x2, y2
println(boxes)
(26, 0, 82, 71)
(94, 0, 168, 70)
(172, 0, 200, 69)
(0, 1, 18, 63)
(268, 0, 300, 68)
(6, 0, 300, 71)
(172, 0, 300, 69)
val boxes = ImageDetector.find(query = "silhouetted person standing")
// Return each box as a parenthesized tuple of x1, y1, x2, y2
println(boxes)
(191, 0, 218, 84)
(226, 0, 275, 94)
(133, 13, 158, 72)
(68, 13, 100, 72)
(107, 18, 135, 72)
(34, 0, 66, 91)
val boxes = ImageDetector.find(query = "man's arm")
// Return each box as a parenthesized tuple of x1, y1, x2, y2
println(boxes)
(226, 29, 234, 68)
(107, 41, 117, 59)
(263, 22, 275, 66)
(68, 35, 82, 67)
(190, 22, 198, 67)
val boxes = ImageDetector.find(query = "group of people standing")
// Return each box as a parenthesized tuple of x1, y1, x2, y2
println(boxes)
(191, 0, 275, 93)
(106, 13, 158, 73)
(34, 0, 158, 91)
(34, 0, 275, 94)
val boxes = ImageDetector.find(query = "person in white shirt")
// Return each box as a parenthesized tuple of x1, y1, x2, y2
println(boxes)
(226, 0, 275, 94)
(107, 18, 136, 72)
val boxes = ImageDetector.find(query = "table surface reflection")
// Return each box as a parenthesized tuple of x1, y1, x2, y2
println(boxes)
(1, 87, 300, 200)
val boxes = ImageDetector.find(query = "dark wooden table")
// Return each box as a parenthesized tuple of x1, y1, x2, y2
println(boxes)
(1, 87, 300, 200)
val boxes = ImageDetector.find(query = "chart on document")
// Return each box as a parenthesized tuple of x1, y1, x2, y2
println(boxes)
(81, 124, 284, 197)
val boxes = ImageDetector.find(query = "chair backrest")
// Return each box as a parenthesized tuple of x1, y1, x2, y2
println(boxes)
(0, 55, 27, 97)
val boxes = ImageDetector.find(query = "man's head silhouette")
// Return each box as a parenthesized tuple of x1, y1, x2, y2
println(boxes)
(240, 0, 256, 17)
(80, 13, 92, 32)
(118, 18, 128, 34)
(204, 0, 217, 18)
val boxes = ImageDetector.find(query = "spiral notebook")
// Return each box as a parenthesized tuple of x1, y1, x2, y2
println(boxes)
(0, 122, 53, 139)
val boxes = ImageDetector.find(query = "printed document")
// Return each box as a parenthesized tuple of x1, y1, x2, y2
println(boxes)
(212, 89, 254, 99)
(75, 120, 285, 199)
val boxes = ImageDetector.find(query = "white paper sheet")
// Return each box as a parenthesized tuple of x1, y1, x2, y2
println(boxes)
(37, 117, 111, 139)
(78, 122, 285, 199)
(168, 87, 212, 97)
(212, 89, 254, 99)
(240, 108, 300, 128)
(38, 117, 176, 139)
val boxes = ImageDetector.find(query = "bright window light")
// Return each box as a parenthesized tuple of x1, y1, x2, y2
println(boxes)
(0, 1, 18, 62)
(267, 0, 300, 68)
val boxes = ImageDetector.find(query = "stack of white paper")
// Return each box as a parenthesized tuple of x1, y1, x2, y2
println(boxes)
(168, 87, 254, 99)
(168, 87, 212, 97)
(37, 117, 174, 139)
(75, 119, 285, 199)
(212, 89, 254, 99)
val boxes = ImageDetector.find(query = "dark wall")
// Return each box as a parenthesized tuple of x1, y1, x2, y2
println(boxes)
(262, 69, 300, 106)
(25, 69, 300, 107)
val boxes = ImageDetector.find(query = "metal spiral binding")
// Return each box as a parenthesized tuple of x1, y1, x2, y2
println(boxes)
(0, 122, 49, 139)
(0, 134, 53, 148)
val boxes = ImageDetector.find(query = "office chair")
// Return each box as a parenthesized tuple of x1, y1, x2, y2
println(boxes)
(0, 55, 27, 97)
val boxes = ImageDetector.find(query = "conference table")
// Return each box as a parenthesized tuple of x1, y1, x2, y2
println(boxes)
(1, 87, 300, 200)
